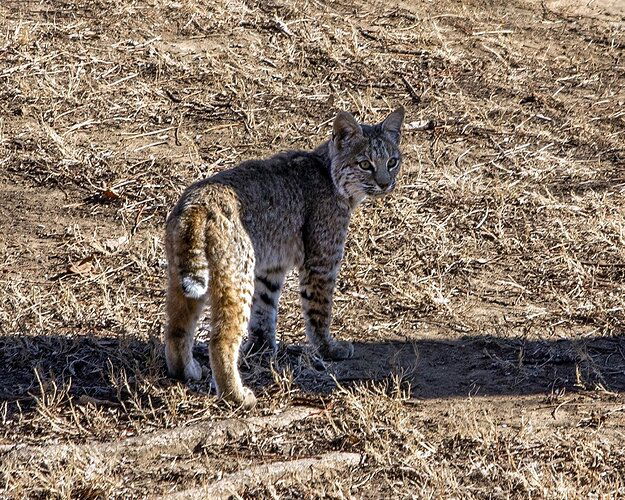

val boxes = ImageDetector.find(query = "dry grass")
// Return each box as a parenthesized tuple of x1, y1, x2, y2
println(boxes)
(1, 0, 625, 497)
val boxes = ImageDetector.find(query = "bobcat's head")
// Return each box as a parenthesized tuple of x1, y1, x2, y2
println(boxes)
(328, 107, 405, 205)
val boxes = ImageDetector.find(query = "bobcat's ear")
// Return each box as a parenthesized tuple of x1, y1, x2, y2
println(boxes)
(333, 111, 363, 151)
(380, 106, 405, 144)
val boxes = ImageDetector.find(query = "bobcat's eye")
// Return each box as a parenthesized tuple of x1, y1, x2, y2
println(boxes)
(387, 157, 399, 170)
(359, 160, 374, 171)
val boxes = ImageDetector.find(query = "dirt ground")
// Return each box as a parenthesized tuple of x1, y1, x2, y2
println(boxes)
(1, 0, 624, 497)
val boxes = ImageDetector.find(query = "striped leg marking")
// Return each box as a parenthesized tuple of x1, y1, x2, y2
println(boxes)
(299, 265, 353, 360)
(242, 270, 285, 356)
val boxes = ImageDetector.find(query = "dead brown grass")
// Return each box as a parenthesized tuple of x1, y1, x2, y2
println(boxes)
(1, 0, 624, 497)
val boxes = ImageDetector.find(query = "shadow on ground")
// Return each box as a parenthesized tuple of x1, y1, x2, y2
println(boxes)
(297, 335, 625, 398)
(1, 333, 624, 412)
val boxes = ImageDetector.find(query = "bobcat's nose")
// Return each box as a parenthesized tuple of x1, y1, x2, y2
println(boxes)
(375, 170, 391, 191)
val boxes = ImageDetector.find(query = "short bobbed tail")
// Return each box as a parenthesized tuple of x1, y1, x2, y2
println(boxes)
(171, 207, 209, 299)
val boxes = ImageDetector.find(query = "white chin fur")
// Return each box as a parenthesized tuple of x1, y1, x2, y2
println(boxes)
(349, 192, 367, 208)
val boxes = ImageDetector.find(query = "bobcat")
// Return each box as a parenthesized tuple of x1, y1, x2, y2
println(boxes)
(164, 107, 405, 408)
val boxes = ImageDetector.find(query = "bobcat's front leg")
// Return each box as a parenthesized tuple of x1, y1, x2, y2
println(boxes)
(299, 263, 354, 360)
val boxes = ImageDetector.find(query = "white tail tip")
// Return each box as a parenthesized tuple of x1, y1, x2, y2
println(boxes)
(181, 275, 208, 299)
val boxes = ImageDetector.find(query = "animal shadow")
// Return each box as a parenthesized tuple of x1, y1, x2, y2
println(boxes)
(1, 333, 623, 417)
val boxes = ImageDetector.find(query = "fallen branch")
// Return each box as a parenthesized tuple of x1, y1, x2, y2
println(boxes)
(4, 406, 321, 463)
(160, 452, 363, 499)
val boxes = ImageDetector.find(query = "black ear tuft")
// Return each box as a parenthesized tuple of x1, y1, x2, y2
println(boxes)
(333, 111, 363, 150)
(381, 106, 405, 144)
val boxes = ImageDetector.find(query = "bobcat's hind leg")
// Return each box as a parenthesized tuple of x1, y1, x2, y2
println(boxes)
(206, 220, 257, 409)
(165, 281, 205, 381)
(242, 268, 286, 357)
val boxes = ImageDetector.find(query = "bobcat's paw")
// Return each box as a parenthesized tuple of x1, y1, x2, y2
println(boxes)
(221, 386, 257, 410)
(320, 340, 354, 361)
(183, 358, 203, 381)
(239, 387, 258, 410)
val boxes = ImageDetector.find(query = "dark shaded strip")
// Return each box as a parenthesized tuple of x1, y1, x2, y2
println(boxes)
(250, 327, 267, 339)
(300, 289, 314, 301)
(180, 271, 206, 282)
(258, 276, 280, 293)
(168, 327, 189, 339)
(306, 308, 325, 319)
(260, 292, 276, 307)
(309, 318, 323, 329)
(182, 263, 209, 272)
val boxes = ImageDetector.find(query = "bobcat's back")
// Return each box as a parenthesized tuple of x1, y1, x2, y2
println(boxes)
(166, 148, 338, 298)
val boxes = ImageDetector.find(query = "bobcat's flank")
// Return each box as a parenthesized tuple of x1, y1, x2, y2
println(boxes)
(165, 107, 405, 408)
